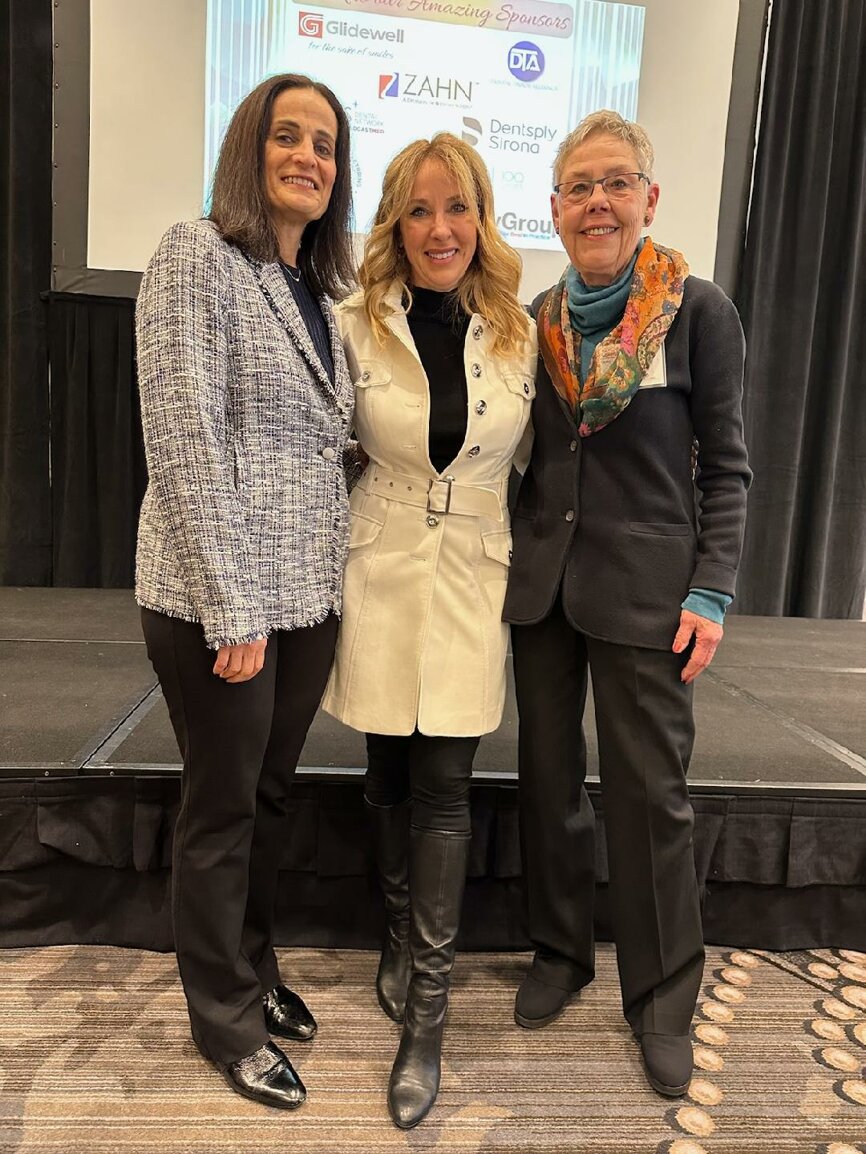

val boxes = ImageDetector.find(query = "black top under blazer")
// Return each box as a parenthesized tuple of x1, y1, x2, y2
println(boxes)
(503, 275, 752, 650)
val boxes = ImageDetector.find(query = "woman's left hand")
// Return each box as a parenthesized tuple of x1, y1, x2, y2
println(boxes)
(672, 611, 723, 684)
(212, 637, 268, 683)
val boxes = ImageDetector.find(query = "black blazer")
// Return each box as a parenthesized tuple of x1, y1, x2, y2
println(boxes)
(503, 275, 752, 650)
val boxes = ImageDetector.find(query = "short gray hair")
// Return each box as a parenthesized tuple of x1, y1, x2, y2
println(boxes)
(553, 110, 654, 185)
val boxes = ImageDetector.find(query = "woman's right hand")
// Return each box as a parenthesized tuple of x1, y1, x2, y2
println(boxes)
(212, 637, 268, 683)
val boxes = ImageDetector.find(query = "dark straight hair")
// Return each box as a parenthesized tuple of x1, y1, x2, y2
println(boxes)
(208, 73, 355, 299)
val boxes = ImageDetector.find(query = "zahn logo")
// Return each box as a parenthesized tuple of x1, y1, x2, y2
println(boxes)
(379, 73, 399, 98)
(508, 41, 545, 82)
(298, 11, 324, 37)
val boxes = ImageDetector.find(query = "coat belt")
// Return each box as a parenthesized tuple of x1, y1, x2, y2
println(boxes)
(362, 466, 504, 520)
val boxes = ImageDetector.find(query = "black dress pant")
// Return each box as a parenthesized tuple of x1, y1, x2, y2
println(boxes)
(511, 593, 704, 1036)
(141, 608, 338, 1065)
(364, 731, 480, 833)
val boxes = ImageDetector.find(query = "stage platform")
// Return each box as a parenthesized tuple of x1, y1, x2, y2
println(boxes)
(3, 588, 865, 790)
(1, 588, 865, 953)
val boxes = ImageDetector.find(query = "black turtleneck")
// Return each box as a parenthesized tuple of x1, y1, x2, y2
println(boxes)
(407, 286, 470, 473)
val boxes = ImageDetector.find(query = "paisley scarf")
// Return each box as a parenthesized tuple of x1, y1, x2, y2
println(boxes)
(537, 237, 689, 436)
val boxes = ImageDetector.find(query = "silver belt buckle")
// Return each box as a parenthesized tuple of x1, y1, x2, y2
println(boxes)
(426, 476, 453, 515)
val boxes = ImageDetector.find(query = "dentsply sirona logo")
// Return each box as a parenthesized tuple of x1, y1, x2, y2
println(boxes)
(507, 41, 545, 82)
(462, 116, 482, 146)
(379, 73, 399, 98)
(298, 11, 324, 37)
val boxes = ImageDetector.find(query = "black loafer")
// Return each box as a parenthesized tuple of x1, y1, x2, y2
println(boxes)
(263, 984, 318, 1041)
(639, 1033, 693, 1097)
(514, 973, 574, 1029)
(221, 1041, 306, 1110)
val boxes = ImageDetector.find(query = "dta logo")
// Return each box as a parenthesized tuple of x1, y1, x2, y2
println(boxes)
(379, 74, 400, 98)
(298, 11, 324, 37)
(507, 41, 545, 82)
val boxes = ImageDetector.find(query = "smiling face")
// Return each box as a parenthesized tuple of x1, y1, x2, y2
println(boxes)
(552, 132, 659, 285)
(398, 158, 478, 292)
(263, 87, 338, 233)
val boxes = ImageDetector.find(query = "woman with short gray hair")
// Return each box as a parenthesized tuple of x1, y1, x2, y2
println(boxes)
(505, 109, 751, 1097)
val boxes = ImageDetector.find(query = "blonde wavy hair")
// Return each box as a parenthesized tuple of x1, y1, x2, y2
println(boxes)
(359, 134, 530, 358)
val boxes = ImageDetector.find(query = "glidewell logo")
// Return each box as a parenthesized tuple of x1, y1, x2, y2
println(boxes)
(298, 11, 324, 37)
(507, 41, 545, 82)
(379, 73, 400, 98)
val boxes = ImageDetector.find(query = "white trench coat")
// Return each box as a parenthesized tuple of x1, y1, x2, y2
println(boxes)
(321, 283, 536, 737)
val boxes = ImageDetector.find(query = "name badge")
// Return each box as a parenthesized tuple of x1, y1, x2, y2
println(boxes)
(638, 346, 667, 389)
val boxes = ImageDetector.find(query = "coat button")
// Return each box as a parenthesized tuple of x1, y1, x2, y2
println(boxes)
(361, 369, 371, 382)
(569, 440, 577, 452)
(565, 509, 575, 522)
(426, 514, 439, 527)
(472, 324, 483, 340)
(475, 400, 487, 416)
(471, 363, 482, 378)
(320, 447, 336, 461)
(523, 382, 530, 394)
(467, 445, 481, 457)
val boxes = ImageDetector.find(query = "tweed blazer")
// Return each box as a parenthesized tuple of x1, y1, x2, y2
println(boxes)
(135, 219, 355, 649)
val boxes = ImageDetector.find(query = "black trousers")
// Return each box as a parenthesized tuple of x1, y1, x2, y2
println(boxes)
(364, 731, 480, 833)
(141, 608, 338, 1065)
(511, 594, 704, 1036)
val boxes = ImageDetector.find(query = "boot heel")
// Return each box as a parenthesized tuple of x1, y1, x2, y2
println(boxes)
(377, 928, 410, 1022)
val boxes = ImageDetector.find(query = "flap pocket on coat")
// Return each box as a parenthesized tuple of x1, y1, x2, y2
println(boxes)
(503, 371, 536, 401)
(354, 362, 391, 388)
(482, 529, 513, 566)
(628, 521, 692, 537)
(349, 512, 385, 548)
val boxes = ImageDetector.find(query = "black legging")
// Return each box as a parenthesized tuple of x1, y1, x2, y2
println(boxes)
(364, 731, 480, 834)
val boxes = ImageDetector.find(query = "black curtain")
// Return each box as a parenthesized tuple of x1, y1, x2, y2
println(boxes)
(0, 0, 53, 584)
(46, 295, 146, 586)
(735, 0, 866, 618)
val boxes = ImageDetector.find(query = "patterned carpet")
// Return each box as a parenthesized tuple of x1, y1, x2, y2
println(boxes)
(0, 945, 864, 1154)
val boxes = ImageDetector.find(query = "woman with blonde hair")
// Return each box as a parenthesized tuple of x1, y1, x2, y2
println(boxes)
(322, 132, 535, 1128)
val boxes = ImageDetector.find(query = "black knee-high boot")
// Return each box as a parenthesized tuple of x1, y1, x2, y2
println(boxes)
(366, 797, 412, 1022)
(387, 825, 471, 1129)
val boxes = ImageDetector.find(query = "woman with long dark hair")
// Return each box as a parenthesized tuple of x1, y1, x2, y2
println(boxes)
(135, 74, 355, 1110)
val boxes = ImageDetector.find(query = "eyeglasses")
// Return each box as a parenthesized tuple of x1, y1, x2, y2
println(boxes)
(554, 172, 649, 205)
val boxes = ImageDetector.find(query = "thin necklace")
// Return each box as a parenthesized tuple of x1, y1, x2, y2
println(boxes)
(283, 261, 301, 283)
